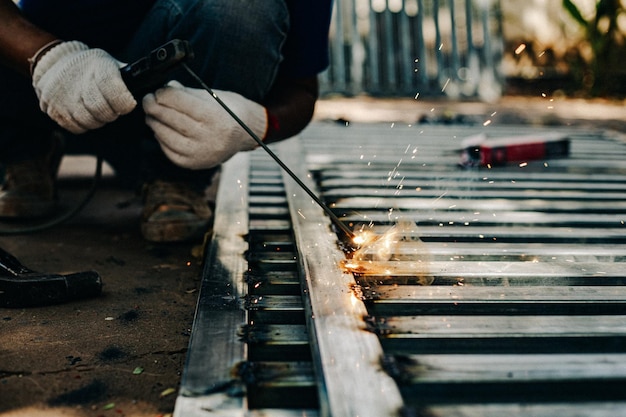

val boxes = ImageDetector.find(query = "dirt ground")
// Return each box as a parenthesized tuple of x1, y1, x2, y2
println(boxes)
(0, 168, 203, 417)
(0, 95, 624, 417)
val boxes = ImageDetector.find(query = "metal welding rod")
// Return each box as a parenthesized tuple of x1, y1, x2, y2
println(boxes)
(182, 63, 355, 241)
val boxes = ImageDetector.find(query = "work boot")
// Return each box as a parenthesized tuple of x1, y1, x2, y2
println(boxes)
(0, 147, 61, 218)
(141, 180, 215, 243)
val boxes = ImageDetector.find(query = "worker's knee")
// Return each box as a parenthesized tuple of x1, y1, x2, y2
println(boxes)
(162, 0, 289, 38)
(190, 0, 289, 50)
(199, 0, 288, 27)
(177, 0, 290, 100)
(126, 0, 289, 100)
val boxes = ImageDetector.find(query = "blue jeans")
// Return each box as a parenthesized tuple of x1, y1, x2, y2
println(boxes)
(0, 0, 289, 185)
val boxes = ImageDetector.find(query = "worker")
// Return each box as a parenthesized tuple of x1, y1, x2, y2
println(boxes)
(0, 0, 333, 242)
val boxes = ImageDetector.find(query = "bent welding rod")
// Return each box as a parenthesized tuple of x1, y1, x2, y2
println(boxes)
(182, 63, 356, 241)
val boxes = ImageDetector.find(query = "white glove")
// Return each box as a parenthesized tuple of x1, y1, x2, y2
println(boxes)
(32, 41, 137, 134)
(142, 81, 267, 170)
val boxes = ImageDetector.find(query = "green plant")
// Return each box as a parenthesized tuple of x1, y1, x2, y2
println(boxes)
(562, 0, 626, 95)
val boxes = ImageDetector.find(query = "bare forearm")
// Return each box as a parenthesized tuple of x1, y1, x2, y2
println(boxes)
(262, 76, 319, 143)
(0, 0, 58, 76)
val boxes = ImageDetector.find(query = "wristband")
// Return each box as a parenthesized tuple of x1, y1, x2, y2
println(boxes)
(265, 109, 281, 140)
(28, 39, 64, 76)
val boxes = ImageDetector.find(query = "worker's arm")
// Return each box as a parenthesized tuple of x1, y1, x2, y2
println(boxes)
(0, 0, 136, 133)
(142, 75, 320, 170)
(262, 75, 319, 144)
(0, 0, 59, 76)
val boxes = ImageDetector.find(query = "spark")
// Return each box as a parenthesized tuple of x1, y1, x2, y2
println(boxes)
(514, 43, 526, 55)
(432, 191, 448, 203)
(441, 78, 451, 92)
(341, 220, 434, 285)
(350, 292, 359, 307)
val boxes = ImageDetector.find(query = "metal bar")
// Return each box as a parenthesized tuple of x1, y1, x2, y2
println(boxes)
(399, 0, 414, 92)
(364, 286, 626, 315)
(366, 285, 626, 301)
(276, 138, 405, 417)
(328, 197, 626, 213)
(174, 152, 251, 417)
(415, 0, 428, 89)
(418, 403, 626, 417)
(390, 353, 626, 382)
(433, 0, 445, 88)
(449, 0, 460, 79)
(367, 0, 381, 93)
(383, 3, 397, 91)
(321, 177, 626, 191)
(349, 0, 363, 95)
(348, 259, 626, 277)
(331, 0, 347, 93)
(375, 315, 626, 336)
(388, 354, 626, 404)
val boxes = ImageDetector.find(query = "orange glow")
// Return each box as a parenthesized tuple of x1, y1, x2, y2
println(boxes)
(341, 219, 434, 285)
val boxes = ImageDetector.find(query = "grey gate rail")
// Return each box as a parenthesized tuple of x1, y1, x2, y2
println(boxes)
(174, 122, 626, 416)
(320, 0, 503, 100)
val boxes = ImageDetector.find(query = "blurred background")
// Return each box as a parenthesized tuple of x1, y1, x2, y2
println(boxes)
(319, 0, 626, 101)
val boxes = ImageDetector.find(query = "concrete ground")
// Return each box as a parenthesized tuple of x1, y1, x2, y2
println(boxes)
(0, 95, 624, 417)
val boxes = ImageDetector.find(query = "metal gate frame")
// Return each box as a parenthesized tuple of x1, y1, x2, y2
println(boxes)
(320, 0, 504, 101)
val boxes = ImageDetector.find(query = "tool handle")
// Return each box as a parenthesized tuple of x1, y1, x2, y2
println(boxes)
(120, 39, 193, 99)
(0, 247, 35, 276)
(0, 247, 103, 307)
(0, 271, 102, 308)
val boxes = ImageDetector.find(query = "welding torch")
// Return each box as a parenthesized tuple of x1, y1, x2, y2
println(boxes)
(179, 63, 356, 242)
(1, 40, 355, 309)
(121, 39, 354, 241)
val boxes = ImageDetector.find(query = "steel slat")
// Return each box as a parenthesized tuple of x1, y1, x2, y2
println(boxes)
(177, 121, 626, 416)
(302, 122, 626, 416)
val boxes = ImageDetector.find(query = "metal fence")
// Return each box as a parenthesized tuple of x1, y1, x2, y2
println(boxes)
(320, 0, 504, 101)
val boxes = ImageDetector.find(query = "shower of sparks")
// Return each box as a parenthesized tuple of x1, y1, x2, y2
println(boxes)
(341, 219, 434, 285)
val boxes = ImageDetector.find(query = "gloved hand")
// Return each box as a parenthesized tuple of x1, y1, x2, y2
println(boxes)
(142, 81, 267, 170)
(32, 41, 137, 134)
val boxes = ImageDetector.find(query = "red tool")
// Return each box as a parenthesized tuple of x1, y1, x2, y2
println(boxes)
(460, 132, 570, 167)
